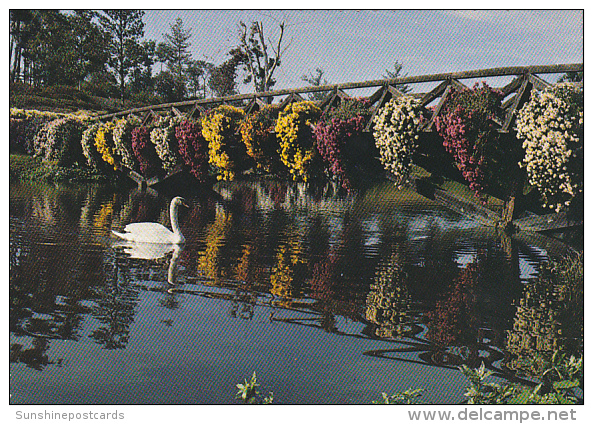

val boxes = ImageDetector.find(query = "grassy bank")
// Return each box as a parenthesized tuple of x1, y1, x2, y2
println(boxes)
(10, 82, 150, 115)
(9, 153, 116, 184)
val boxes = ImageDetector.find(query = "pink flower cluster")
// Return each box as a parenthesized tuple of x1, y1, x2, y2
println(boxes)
(175, 120, 209, 182)
(314, 115, 366, 192)
(435, 107, 486, 198)
(434, 83, 502, 202)
(131, 126, 160, 177)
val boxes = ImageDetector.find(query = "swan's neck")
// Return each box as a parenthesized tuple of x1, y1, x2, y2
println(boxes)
(170, 202, 185, 243)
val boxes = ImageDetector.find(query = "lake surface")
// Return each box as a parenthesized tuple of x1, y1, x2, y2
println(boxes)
(9, 180, 582, 404)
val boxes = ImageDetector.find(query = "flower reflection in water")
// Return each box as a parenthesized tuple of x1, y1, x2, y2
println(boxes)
(9, 180, 582, 404)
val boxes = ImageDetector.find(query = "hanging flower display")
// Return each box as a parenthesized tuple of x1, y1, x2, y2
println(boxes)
(33, 116, 86, 166)
(81, 123, 103, 170)
(94, 121, 119, 169)
(372, 96, 424, 188)
(176, 119, 209, 182)
(434, 83, 503, 201)
(113, 116, 141, 171)
(10, 108, 61, 154)
(516, 84, 583, 212)
(314, 98, 373, 191)
(274, 101, 322, 182)
(239, 104, 283, 175)
(131, 125, 161, 177)
(150, 115, 182, 173)
(202, 105, 246, 181)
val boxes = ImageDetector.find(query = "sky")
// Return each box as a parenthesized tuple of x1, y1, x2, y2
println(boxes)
(141, 9, 584, 95)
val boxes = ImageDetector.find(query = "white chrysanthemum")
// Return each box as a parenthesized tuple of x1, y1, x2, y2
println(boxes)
(516, 84, 583, 212)
(372, 96, 423, 188)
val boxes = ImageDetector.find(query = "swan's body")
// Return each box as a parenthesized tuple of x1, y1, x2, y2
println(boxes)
(112, 197, 188, 244)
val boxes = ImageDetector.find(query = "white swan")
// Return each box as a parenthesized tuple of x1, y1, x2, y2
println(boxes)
(112, 196, 189, 244)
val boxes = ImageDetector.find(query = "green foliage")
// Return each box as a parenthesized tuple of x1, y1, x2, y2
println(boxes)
(98, 10, 146, 102)
(208, 51, 244, 97)
(373, 388, 423, 404)
(235, 372, 274, 405)
(301, 68, 329, 102)
(382, 60, 411, 93)
(323, 97, 372, 123)
(10, 154, 111, 184)
(460, 363, 517, 405)
(460, 353, 583, 405)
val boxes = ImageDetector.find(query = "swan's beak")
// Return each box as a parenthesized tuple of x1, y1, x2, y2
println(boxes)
(181, 200, 190, 208)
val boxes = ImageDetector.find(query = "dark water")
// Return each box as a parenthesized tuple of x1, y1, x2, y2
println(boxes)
(9, 180, 582, 404)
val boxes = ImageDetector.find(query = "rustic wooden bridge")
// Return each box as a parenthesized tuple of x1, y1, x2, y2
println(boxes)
(97, 63, 583, 235)
(97, 62, 582, 131)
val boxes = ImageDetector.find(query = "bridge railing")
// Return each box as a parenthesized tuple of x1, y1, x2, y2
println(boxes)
(96, 63, 583, 133)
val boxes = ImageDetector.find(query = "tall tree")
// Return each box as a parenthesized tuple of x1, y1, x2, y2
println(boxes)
(155, 17, 193, 101)
(26, 10, 77, 86)
(162, 17, 192, 82)
(209, 49, 245, 97)
(10, 10, 32, 82)
(70, 11, 110, 89)
(155, 70, 186, 102)
(186, 59, 214, 98)
(99, 10, 145, 103)
(128, 40, 157, 98)
(236, 20, 290, 93)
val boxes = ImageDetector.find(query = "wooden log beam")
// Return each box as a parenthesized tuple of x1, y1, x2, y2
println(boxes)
(422, 85, 452, 132)
(433, 188, 501, 226)
(502, 77, 531, 132)
(501, 76, 524, 96)
(317, 89, 336, 110)
(96, 63, 582, 120)
(364, 86, 389, 132)
(146, 164, 184, 187)
(387, 84, 405, 98)
(450, 78, 467, 90)
(528, 73, 552, 91)
(336, 89, 352, 100)
(419, 80, 450, 107)
(513, 211, 583, 232)
(367, 85, 387, 106)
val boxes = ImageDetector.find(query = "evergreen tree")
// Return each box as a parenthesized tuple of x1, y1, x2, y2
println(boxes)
(99, 10, 145, 104)
(382, 61, 411, 94)
(163, 18, 192, 82)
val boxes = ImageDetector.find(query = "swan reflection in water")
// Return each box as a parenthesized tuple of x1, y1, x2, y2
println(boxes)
(112, 241, 184, 285)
